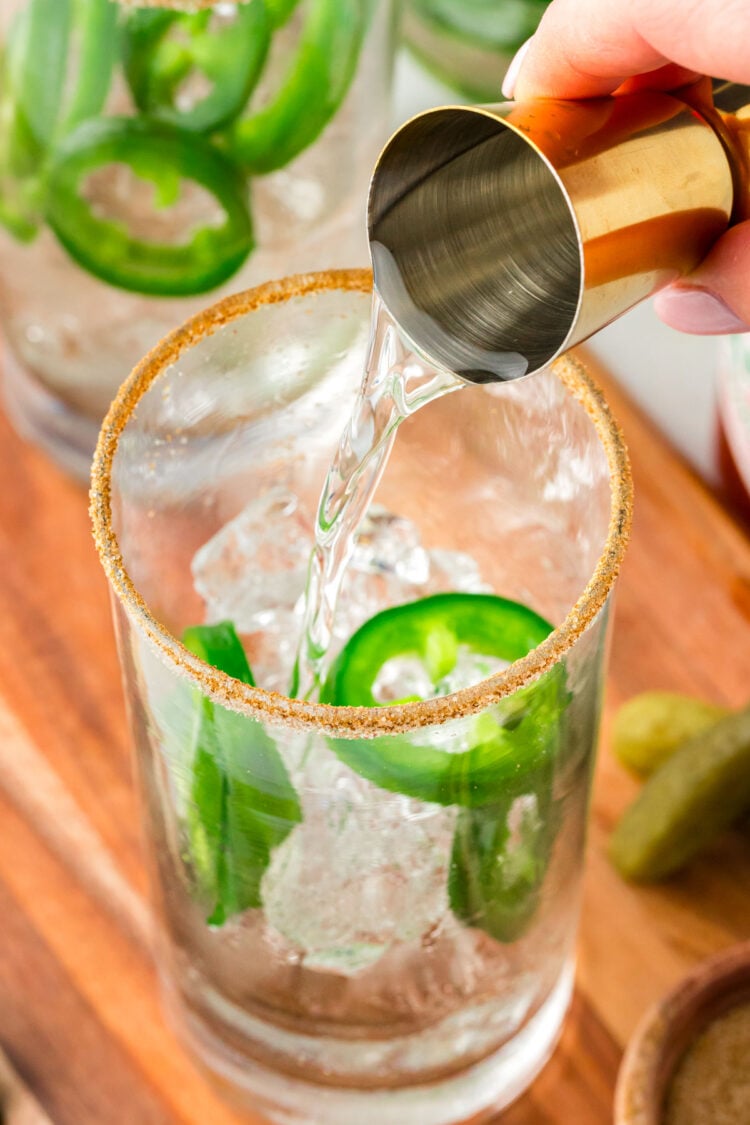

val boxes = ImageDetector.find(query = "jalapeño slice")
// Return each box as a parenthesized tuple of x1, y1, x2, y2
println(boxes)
(122, 2, 271, 135)
(321, 593, 564, 807)
(323, 593, 551, 707)
(46, 117, 254, 297)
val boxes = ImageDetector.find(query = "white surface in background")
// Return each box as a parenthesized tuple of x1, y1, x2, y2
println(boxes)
(392, 53, 722, 484)
(589, 306, 720, 484)
(392, 51, 469, 122)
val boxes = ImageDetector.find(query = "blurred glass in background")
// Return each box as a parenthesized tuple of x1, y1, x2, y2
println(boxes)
(402, 0, 550, 101)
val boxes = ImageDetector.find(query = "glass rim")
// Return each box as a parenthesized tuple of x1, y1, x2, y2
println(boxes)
(90, 267, 633, 737)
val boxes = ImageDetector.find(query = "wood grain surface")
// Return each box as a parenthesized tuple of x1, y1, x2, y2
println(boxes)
(0, 1046, 52, 1124)
(0, 353, 748, 1125)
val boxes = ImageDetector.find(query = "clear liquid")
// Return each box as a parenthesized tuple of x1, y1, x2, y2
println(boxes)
(294, 294, 462, 698)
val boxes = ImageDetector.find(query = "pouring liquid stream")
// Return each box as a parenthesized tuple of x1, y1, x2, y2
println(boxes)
(293, 292, 462, 700)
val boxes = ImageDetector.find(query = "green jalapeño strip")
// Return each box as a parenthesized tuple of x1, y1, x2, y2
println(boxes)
(0, 0, 118, 239)
(449, 786, 557, 943)
(2, 0, 71, 175)
(182, 622, 302, 926)
(227, 0, 373, 174)
(0, 0, 372, 294)
(321, 593, 570, 943)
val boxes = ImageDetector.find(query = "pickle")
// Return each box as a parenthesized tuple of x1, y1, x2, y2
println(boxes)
(609, 703, 750, 882)
(612, 691, 729, 776)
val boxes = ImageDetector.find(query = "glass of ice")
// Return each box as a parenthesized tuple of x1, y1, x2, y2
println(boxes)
(0, 0, 395, 478)
(91, 269, 631, 1125)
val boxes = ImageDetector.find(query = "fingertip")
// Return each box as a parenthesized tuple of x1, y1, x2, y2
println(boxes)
(656, 223, 750, 335)
(653, 287, 750, 335)
(502, 38, 533, 100)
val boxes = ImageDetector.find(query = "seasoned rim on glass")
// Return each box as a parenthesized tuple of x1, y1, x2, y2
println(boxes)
(90, 268, 632, 737)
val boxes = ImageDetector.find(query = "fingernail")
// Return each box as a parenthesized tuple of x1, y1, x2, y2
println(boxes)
(502, 38, 533, 100)
(653, 286, 750, 334)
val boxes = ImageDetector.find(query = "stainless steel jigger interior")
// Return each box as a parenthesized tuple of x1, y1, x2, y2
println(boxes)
(368, 81, 749, 383)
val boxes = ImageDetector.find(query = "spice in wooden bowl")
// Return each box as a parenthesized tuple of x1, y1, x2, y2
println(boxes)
(664, 1001, 750, 1125)
(614, 942, 750, 1125)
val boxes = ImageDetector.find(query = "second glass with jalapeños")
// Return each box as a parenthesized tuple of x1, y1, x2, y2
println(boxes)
(0, 0, 395, 477)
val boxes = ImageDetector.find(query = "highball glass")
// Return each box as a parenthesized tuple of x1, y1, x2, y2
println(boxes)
(91, 270, 631, 1124)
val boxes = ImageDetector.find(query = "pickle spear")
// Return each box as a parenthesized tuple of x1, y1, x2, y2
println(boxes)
(609, 703, 750, 881)
(612, 691, 729, 776)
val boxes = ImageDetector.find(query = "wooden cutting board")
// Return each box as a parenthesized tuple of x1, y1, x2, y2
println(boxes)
(0, 352, 748, 1125)
(0, 1047, 53, 1124)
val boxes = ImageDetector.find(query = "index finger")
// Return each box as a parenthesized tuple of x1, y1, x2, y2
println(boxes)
(513, 0, 750, 100)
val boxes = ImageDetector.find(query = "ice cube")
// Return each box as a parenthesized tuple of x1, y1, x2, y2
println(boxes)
(240, 604, 303, 696)
(352, 506, 431, 585)
(332, 507, 432, 641)
(433, 647, 509, 696)
(426, 548, 493, 596)
(372, 656, 435, 704)
(192, 487, 313, 630)
(261, 742, 455, 974)
(193, 496, 495, 695)
(370, 648, 509, 706)
(331, 511, 496, 657)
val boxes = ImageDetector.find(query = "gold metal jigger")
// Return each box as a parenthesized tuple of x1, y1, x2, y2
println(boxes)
(368, 78, 750, 383)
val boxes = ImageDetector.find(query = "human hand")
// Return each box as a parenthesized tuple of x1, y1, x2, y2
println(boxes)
(502, 0, 750, 335)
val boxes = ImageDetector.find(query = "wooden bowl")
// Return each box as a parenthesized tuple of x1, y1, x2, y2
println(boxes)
(614, 941, 750, 1125)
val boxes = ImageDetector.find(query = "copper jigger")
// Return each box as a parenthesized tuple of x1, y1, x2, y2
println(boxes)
(368, 79, 750, 383)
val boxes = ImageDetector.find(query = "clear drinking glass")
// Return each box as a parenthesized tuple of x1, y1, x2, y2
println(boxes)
(91, 270, 631, 1125)
(402, 0, 550, 101)
(0, 0, 395, 478)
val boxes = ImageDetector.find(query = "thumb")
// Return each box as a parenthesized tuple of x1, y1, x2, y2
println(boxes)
(654, 222, 750, 334)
